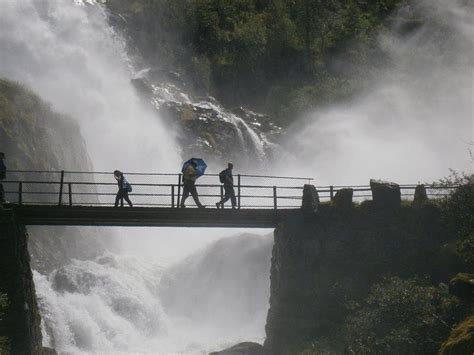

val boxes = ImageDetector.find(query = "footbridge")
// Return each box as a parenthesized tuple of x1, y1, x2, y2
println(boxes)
(1, 170, 454, 228)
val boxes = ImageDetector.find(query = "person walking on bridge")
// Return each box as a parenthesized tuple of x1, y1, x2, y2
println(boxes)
(180, 161, 205, 208)
(0, 152, 6, 204)
(216, 162, 236, 209)
(113, 170, 133, 207)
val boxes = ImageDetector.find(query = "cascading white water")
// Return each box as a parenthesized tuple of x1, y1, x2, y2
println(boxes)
(0, 0, 179, 172)
(34, 234, 271, 353)
(281, 0, 473, 184)
(0, 1, 271, 353)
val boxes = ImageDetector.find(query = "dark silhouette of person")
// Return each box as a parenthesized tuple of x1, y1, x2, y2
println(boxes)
(180, 161, 205, 208)
(113, 170, 133, 207)
(0, 152, 6, 204)
(216, 162, 236, 209)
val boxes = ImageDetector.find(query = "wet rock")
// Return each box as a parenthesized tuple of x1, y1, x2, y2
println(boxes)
(130, 72, 279, 167)
(158, 99, 269, 164)
(232, 107, 281, 135)
(370, 179, 401, 208)
(449, 273, 474, 302)
(413, 184, 428, 206)
(439, 315, 474, 355)
(131, 77, 154, 100)
(52, 268, 79, 293)
(42, 347, 58, 355)
(302, 184, 319, 212)
(333, 188, 353, 209)
(210, 342, 268, 355)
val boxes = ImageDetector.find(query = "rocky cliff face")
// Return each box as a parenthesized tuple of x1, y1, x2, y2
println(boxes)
(131, 71, 281, 169)
(0, 79, 110, 273)
(264, 201, 467, 354)
(0, 210, 43, 354)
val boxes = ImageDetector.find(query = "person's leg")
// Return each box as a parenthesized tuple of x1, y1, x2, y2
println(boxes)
(114, 190, 122, 207)
(229, 186, 237, 208)
(123, 192, 133, 207)
(181, 183, 190, 207)
(0, 183, 4, 203)
(190, 183, 204, 207)
(217, 185, 231, 208)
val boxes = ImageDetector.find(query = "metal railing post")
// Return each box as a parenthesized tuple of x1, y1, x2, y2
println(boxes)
(18, 182, 22, 206)
(68, 183, 72, 207)
(330, 185, 334, 201)
(273, 186, 277, 210)
(238, 174, 241, 209)
(177, 174, 182, 208)
(58, 170, 65, 206)
(171, 185, 175, 208)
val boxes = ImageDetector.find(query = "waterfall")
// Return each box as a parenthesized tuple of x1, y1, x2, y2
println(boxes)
(0, 0, 179, 172)
(34, 234, 271, 354)
(0, 1, 272, 353)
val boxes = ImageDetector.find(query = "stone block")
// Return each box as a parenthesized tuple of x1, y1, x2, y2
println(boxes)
(370, 179, 401, 208)
(413, 184, 428, 206)
(333, 188, 353, 209)
(301, 185, 319, 212)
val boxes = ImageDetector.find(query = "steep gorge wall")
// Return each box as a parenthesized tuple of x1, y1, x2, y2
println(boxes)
(0, 210, 43, 354)
(264, 202, 465, 354)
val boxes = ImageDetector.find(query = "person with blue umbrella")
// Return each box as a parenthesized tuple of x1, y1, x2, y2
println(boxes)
(180, 158, 206, 208)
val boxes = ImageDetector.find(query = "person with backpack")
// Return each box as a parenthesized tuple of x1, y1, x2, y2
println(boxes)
(216, 162, 236, 209)
(181, 161, 205, 208)
(0, 152, 6, 204)
(113, 170, 133, 207)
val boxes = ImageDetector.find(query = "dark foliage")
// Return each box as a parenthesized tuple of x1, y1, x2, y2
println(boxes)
(105, 0, 412, 124)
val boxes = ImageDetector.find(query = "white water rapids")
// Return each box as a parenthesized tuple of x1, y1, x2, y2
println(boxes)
(33, 234, 271, 353)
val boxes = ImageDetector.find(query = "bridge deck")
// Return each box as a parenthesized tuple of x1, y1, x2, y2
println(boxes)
(13, 205, 300, 228)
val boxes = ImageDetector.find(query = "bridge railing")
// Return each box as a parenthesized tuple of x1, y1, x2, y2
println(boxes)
(1, 170, 458, 209)
(2, 170, 312, 209)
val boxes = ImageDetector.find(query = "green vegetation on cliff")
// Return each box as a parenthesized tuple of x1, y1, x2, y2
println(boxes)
(105, 0, 416, 124)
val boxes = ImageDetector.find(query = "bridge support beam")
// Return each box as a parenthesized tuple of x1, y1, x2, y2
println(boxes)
(0, 209, 43, 354)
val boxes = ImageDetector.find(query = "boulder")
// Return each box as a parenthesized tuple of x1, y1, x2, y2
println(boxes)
(301, 184, 319, 212)
(439, 315, 474, 355)
(210, 342, 269, 355)
(413, 184, 428, 206)
(333, 188, 353, 209)
(370, 179, 401, 208)
(449, 273, 474, 302)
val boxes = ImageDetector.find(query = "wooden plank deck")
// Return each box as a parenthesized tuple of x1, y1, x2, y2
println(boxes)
(14, 205, 301, 228)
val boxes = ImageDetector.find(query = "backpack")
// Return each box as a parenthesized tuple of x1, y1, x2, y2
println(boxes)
(124, 180, 132, 193)
(219, 169, 226, 184)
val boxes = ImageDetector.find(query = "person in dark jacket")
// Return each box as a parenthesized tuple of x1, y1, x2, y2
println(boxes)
(216, 162, 236, 209)
(113, 170, 133, 207)
(0, 152, 6, 203)
(180, 161, 205, 208)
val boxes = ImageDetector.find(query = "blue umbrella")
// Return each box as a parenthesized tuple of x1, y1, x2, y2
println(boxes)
(181, 158, 207, 177)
